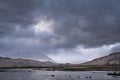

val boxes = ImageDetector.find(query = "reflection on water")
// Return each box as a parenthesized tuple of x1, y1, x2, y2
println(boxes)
(0, 69, 119, 80)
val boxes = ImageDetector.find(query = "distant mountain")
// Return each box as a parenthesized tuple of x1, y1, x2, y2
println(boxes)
(0, 57, 57, 68)
(11, 53, 55, 62)
(81, 52, 120, 65)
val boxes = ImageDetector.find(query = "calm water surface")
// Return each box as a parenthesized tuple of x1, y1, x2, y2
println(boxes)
(0, 69, 119, 80)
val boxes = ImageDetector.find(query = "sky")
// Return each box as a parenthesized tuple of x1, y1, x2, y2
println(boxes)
(0, 0, 120, 63)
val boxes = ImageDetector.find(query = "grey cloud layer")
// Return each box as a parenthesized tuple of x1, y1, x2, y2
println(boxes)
(0, 0, 120, 59)
(46, 0, 120, 47)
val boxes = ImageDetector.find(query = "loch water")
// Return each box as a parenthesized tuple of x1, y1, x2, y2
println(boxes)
(0, 69, 119, 80)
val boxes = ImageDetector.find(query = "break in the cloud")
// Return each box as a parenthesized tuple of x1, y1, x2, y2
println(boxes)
(0, 0, 120, 63)
(49, 43, 120, 63)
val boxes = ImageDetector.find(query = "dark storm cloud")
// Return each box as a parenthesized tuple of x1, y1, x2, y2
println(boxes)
(0, 0, 120, 61)
(41, 0, 120, 47)
(0, 0, 36, 23)
(0, 0, 37, 36)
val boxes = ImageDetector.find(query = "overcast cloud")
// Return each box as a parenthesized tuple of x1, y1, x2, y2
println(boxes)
(0, 0, 120, 63)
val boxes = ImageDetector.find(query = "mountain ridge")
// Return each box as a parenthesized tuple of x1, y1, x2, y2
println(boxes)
(0, 52, 120, 68)
(0, 56, 57, 68)
(81, 52, 120, 65)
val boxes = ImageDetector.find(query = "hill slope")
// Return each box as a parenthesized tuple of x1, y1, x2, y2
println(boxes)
(81, 52, 120, 65)
(0, 57, 57, 68)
